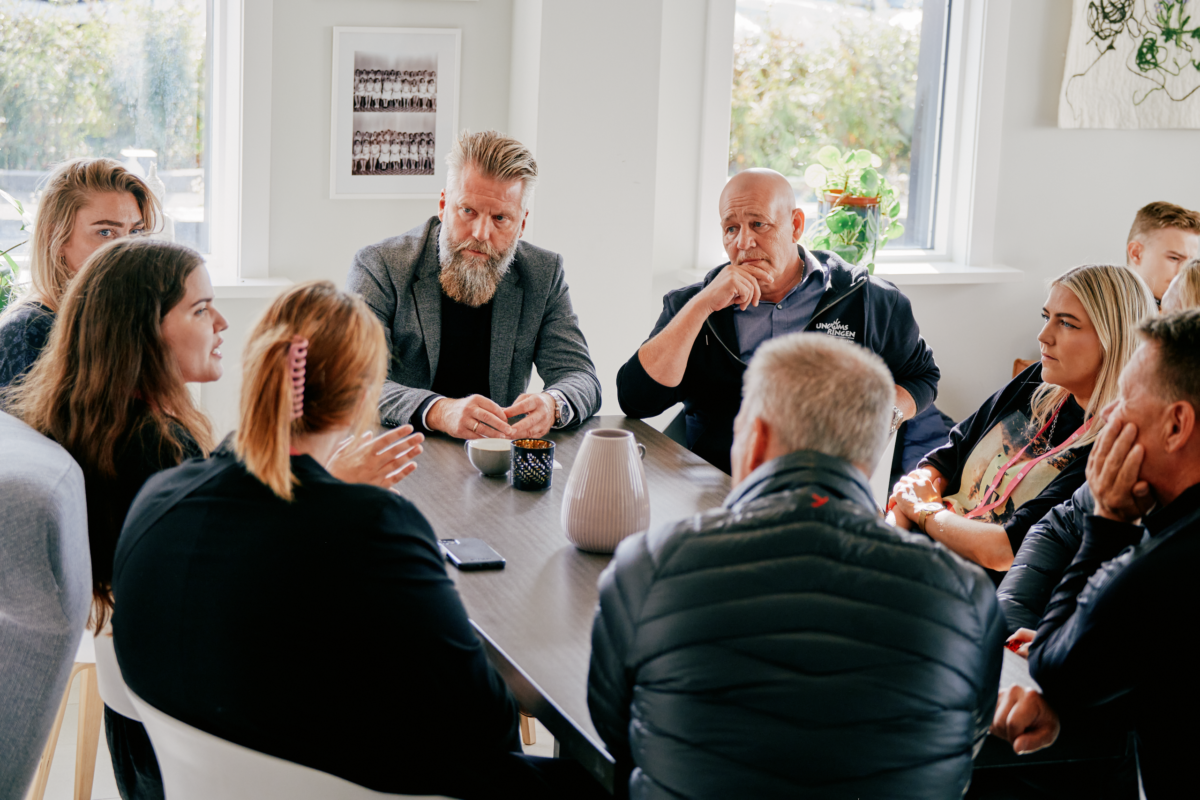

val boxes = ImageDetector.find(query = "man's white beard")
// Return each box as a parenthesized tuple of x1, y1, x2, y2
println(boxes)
(438, 221, 519, 307)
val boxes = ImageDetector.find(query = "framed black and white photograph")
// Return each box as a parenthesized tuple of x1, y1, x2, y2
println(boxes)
(330, 27, 460, 199)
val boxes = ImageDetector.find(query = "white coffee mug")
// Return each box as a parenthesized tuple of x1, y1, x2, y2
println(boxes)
(465, 438, 512, 476)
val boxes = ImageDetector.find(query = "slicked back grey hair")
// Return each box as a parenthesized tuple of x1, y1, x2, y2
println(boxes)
(445, 129, 538, 209)
(740, 333, 895, 469)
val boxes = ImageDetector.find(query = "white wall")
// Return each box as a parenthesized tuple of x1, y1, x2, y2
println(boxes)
(203, 0, 517, 435)
(530, 0, 669, 415)
(203, 0, 1200, 435)
(268, 0, 515, 283)
(903, 0, 1200, 420)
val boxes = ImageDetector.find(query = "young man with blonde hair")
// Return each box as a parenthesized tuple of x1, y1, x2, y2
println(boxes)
(347, 130, 601, 440)
(1125, 201, 1200, 305)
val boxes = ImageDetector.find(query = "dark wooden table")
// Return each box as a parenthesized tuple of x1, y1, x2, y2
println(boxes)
(394, 415, 731, 792)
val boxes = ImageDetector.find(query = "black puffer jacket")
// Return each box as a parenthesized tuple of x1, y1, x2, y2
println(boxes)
(588, 450, 1005, 799)
(997, 484, 1094, 633)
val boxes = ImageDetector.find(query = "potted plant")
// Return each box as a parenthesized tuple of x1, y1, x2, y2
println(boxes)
(802, 145, 904, 274)
(0, 188, 31, 314)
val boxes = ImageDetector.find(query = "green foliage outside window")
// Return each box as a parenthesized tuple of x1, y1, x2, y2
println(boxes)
(729, 10, 921, 203)
(0, 0, 205, 172)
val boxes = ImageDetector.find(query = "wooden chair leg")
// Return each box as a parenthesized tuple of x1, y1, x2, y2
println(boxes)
(26, 663, 86, 800)
(519, 712, 536, 746)
(73, 665, 103, 800)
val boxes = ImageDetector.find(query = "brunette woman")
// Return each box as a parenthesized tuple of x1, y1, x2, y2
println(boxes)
(888, 264, 1155, 575)
(110, 281, 602, 799)
(6, 237, 223, 799)
(0, 158, 158, 388)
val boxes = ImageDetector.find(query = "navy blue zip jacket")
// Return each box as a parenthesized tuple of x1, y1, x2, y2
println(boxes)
(616, 249, 940, 473)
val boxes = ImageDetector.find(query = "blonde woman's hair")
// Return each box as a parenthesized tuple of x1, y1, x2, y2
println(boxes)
(444, 129, 538, 209)
(235, 280, 387, 501)
(18, 158, 160, 314)
(1162, 259, 1200, 313)
(1029, 264, 1156, 447)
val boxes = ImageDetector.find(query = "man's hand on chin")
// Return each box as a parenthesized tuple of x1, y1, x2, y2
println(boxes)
(428, 395, 514, 440)
(504, 392, 557, 439)
(1086, 421, 1155, 523)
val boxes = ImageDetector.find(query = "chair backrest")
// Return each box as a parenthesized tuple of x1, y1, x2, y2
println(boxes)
(127, 693, 451, 800)
(868, 431, 898, 508)
(93, 630, 139, 721)
(0, 410, 91, 800)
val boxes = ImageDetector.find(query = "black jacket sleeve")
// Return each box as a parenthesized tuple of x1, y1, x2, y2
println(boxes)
(588, 530, 658, 771)
(996, 484, 1093, 633)
(616, 295, 692, 419)
(868, 281, 939, 414)
(1028, 514, 1147, 711)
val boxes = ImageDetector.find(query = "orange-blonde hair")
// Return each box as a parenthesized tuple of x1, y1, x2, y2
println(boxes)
(22, 158, 160, 314)
(235, 280, 387, 500)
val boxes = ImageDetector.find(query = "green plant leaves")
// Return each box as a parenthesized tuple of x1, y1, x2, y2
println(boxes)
(859, 168, 880, 194)
(886, 221, 906, 241)
(826, 208, 855, 234)
(816, 145, 843, 168)
(803, 164, 828, 191)
(849, 149, 873, 167)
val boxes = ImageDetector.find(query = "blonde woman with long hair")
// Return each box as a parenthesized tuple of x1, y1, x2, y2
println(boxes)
(0, 158, 158, 388)
(109, 280, 602, 799)
(888, 265, 1156, 573)
(1162, 258, 1200, 313)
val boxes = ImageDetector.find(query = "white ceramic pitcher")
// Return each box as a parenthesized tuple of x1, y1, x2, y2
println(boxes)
(561, 429, 650, 553)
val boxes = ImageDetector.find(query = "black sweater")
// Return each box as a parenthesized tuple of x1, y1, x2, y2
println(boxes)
(1030, 484, 1200, 798)
(616, 250, 939, 474)
(0, 301, 54, 389)
(111, 448, 522, 798)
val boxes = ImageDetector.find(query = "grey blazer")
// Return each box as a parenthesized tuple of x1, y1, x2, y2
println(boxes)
(347, 216, 601, 428)
(0, 411, 91, 800)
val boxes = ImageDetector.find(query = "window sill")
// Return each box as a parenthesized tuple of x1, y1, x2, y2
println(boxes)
(212, 278, 293, 299)
(871, 261, 1023, 285)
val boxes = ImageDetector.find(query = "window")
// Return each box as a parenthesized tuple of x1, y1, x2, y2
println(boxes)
(729, 0, 950, 250)
(0, 0, 211, 262)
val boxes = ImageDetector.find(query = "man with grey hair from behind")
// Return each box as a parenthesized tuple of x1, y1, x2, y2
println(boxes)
(348, 129, 601, 440)
(588, 331, 1005, 799)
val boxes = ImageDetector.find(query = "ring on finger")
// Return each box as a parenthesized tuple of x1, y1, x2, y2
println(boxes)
(472, 421, 480, 433)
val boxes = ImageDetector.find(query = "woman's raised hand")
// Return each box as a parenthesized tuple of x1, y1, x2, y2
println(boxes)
(327, 425, 424, 489)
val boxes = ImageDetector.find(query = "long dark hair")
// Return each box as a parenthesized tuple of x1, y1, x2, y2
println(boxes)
(6, 237, 214, 630)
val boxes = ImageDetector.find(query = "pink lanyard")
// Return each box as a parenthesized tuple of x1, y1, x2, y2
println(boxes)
(963, 403, 1093, 520)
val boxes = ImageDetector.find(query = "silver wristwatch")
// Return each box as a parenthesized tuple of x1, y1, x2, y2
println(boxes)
(546, 389, 572, 429)
(889, 405, 904, 436)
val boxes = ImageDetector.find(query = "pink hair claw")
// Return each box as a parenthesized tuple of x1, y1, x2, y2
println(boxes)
(288, 336, 309, 421)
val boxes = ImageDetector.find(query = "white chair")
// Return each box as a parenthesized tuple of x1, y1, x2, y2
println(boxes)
(95, 637, 450, 799)
(868, 431, 898, 509)
(93, 629, 139, 721)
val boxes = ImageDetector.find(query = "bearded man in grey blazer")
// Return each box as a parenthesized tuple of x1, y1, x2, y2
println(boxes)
(348, 130, 601, 439)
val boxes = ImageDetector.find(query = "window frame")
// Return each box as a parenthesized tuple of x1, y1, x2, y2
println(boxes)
(695, 0, 1016, 281)
(207, 0, 276, 286)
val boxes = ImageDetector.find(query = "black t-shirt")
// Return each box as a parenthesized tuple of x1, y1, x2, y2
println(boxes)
(111, 450, 522, 797)
(921, 363, 1091, 558)
(0, 301, 55, 389)
(431, 291, 492, 400)
(89, 408, 202, 592)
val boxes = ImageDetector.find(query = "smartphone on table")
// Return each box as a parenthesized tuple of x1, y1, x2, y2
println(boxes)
(439, 538, 506, 571)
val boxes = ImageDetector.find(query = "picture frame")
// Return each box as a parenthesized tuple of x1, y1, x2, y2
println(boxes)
(329, 27, 461, 199)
